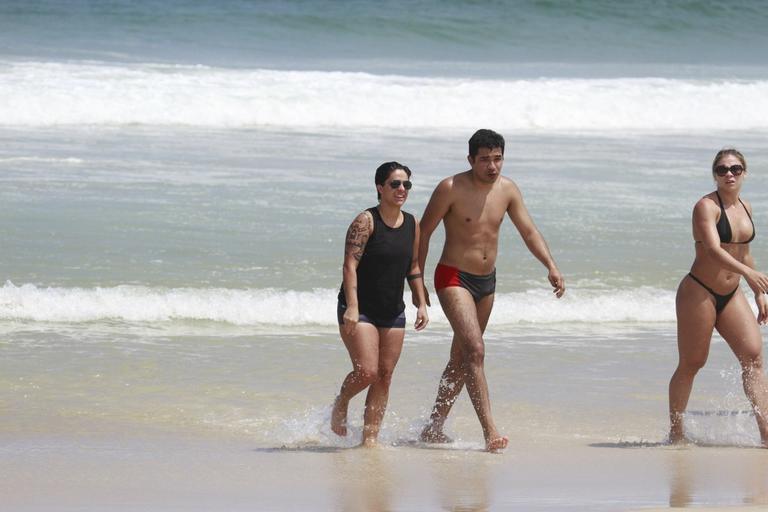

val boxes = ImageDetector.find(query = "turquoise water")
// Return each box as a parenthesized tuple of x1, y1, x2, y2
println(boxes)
(2, 0, 768, 73)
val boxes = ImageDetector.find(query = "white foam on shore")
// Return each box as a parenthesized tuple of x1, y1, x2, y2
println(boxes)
(2, 61, 768, 131)
(0, 281, 677, 326)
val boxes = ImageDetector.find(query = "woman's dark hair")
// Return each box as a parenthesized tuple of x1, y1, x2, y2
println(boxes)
(375, 161, 412, 200)
(468, 129, 505, 158)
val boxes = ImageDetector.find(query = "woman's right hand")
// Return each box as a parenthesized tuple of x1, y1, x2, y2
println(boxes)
(414, 305, 429, 331)
(745, 269, 768, 295)
(342, 306, 359, 336)
(755, 293, 768, 325)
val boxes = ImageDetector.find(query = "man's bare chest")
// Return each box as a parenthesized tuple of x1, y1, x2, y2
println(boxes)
(448, 197, 507, 226)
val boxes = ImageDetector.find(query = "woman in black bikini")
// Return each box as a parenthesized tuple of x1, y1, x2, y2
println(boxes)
(669, 149, 768, 446)
(331, 162, 429, 447)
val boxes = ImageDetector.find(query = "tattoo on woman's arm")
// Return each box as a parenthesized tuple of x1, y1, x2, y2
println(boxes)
(345, 215, 370, 261)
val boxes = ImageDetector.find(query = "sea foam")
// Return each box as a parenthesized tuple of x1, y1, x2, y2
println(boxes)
(0, 281, 676, 325)
(2, 61, 768, 131)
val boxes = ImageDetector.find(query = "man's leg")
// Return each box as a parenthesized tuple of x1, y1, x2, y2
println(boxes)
(421, 292, 494, 443)
(428, 287, 506, 451)
(420, 332, 465, 442)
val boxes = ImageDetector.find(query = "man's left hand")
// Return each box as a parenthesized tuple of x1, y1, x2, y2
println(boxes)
(549, 269, 565, 298)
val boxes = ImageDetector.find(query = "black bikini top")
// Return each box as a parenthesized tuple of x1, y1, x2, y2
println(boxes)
(715, 191, 755, 244)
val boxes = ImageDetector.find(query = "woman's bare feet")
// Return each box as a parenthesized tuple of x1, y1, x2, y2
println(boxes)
(331, 396, 348, 436)
(486, 436, 508, 453)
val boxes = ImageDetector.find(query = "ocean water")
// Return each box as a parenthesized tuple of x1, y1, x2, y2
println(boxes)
(3, 0, 768, 462)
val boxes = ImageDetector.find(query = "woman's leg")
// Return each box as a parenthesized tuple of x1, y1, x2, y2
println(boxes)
(716, 290, 768, 446)
(331, 323, 380, 436)
(361, 326, 405, 446)
(669, 276, 717, 442)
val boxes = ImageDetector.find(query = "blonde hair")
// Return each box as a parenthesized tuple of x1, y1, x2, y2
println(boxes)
(712, 148, 747, 174)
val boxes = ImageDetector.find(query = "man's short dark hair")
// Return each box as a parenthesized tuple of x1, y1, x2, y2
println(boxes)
(468, 129, 505, 157)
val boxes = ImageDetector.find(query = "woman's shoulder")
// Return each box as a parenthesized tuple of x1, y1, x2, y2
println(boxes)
(356, 208, 376, 219)
(695, 192, 719, 208)
(349, 209, 375, 231)
(692, 193, 721, 220)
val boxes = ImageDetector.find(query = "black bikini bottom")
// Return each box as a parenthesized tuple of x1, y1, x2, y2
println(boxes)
(687, 273, 738, 313)
(336, 301, 406, 328)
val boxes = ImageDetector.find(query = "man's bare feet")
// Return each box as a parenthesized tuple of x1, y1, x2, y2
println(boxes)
(331, 396, 348, 436)
(668, 426, 685, 445)
(420, 424, 453, 444)
(360, 437, 378, 448)
(486, 436, 508, 453)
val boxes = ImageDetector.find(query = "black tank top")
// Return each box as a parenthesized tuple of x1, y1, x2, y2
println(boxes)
(338, 207, 415, 319)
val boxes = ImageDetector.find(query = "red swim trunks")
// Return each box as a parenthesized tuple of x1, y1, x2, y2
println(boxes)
(434, 263, 496, 302)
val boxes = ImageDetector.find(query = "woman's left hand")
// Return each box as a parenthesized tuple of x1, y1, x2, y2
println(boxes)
(414, 305, 429, 331)
(756, 293, 768, 325)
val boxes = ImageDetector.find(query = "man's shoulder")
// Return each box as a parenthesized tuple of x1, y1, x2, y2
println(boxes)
(433, 172, 464, 194)
(493, 175, 521, 199)
(441, 170, 472, 190)
(498, 175, 519, 188)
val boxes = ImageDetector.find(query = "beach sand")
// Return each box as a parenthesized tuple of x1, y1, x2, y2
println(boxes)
(3, 325, 768, 512)
(4, 430, 768, 511)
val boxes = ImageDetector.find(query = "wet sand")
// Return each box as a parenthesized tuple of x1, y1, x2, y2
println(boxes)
(4, 429, 768, 511)
(3, 324, 768, 510)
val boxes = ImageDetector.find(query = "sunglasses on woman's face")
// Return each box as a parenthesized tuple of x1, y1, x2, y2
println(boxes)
(388, 180, 412, 190)
(714, 164, 745, 177)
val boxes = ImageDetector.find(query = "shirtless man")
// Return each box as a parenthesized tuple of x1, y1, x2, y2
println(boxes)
(418, 129, 565, 452)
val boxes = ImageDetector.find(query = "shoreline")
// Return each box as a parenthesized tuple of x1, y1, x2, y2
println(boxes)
(4, 321, 767, 511)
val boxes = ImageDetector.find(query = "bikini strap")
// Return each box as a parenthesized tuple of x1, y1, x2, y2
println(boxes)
(715, 190, 725, 209)
(738, 197, 753, 220)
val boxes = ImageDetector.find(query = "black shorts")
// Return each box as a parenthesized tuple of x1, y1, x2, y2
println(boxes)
(337, 301, 406, 329)
(434, 263, 496, 302)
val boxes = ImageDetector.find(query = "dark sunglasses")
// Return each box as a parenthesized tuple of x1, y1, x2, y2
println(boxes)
(714, 164, 745, 177)
(388, 180, 412, 190)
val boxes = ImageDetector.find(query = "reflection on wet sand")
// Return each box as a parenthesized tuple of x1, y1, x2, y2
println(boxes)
(668, 450, 693, 508)
(331, 449, 394, 512)
(325, 444, 496, 511)
(743, 453, 768, 506)
(430, 451, 494, 512)
(666, 448, 768, 508)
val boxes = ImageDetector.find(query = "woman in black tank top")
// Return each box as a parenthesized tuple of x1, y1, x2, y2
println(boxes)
(331, 162, 429, 447)
(670, 149, 768, 447)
